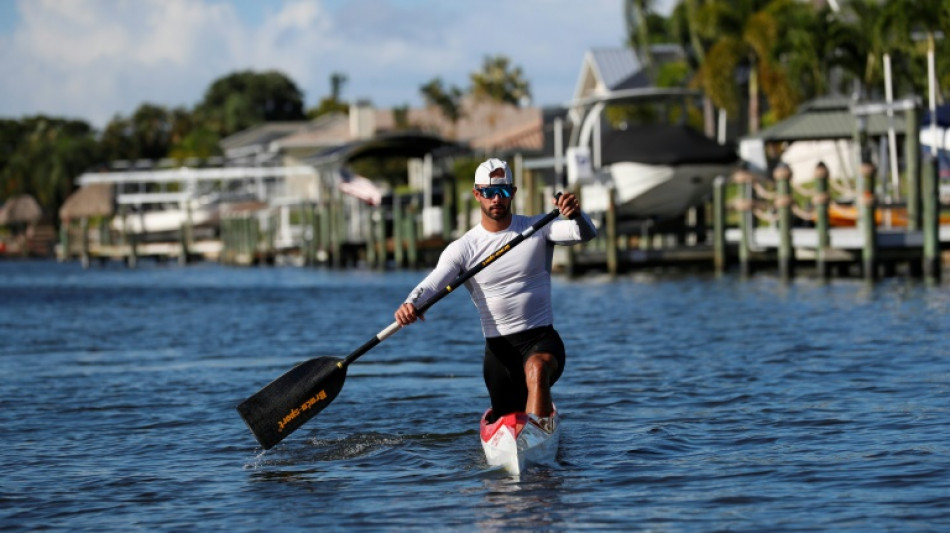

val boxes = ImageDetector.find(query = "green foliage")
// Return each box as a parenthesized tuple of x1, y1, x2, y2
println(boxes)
(307, 72, 350, 119)
(194, 70, 305, 137)
(656, 60, 691, 88)
(99, 103, 198, 162)
(1, 69, 305, 219)
(452, 157, 481, 192)
(168, 127, 220, 160)
(307, 97, 349, 119)
(392, 106, 411, 130)
(470, 55, 531, 106)
(0, 116, 100, 217)
(420, 78, 464, 124)
(350, 157, 410, 190)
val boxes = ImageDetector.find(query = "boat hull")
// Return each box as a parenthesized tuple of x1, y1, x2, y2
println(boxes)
(479, 408, 559, 475)
(579, 161, 734, 222)
(111, 207, 217, 234)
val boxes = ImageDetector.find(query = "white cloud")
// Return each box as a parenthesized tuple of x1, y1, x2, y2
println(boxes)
(0, 0, 641, 129)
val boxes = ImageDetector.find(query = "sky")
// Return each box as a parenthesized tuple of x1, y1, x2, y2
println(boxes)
(0, 0, 675, 129)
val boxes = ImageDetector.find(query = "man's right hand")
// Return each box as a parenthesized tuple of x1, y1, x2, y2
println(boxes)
(395, 303, 424, 326)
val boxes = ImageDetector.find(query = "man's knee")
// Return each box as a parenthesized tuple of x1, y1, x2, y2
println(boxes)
(525, 353, 557, 386)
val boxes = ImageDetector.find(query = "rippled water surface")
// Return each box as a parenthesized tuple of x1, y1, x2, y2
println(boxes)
(2, 260, 950, 531)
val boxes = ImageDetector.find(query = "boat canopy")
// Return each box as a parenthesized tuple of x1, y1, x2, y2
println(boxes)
(600, 124, 738, 167)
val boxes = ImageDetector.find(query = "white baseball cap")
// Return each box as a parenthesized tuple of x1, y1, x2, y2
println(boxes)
(474, 158, 513, 186)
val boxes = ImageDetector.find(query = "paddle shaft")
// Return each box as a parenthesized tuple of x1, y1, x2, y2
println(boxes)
(340, 199, 563, 370)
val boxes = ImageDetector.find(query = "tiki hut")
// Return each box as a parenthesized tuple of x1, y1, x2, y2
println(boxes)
(59, 183, 115, 222)
(0, 194, 43, 227)
(0, 194, 50, 256)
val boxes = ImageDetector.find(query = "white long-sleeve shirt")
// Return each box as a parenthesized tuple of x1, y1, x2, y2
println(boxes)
(405, 213, 596, 337)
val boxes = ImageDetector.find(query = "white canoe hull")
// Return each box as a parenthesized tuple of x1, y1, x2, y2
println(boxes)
(480, 409, 559, 476)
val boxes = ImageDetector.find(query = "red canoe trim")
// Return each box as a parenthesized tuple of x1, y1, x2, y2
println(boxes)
(479, 409, 528, 442)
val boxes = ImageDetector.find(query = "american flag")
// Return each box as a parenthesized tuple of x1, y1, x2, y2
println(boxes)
(338, 170, 382, 206)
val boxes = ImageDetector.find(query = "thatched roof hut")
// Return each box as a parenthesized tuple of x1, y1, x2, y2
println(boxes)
(59, 183, 115, 222)
(0, 194, 43, 225)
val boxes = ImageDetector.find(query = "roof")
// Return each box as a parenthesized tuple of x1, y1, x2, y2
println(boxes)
(272, 114, 350, 151)
(573, 46, 689, 104)
(0, 194, 43, 224)
(608, 45, 686, 92)
(219, 121, 311, 152)
(601, 124, 738, 166)
(304, 133, 458, 167)
(589, 48, 643, 92)
(746, 97, 908, 142)
(59, 183, 114, 220)
(276, 98, 544, 155)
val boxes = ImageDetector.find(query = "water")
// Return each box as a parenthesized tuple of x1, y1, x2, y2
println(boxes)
(2, 260, 949, 531)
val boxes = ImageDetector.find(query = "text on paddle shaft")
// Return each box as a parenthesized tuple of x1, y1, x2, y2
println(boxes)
(277, 389, 328, 432)
(481, 244, 511, 267)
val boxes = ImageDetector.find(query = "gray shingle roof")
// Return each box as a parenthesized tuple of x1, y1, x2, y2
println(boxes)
(747, 97, 907, 142)
(589, 48, 642, 91)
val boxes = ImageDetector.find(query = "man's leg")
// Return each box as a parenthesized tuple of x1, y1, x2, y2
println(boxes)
(524, 352, 558, 417)
(484, 342, 527, 420)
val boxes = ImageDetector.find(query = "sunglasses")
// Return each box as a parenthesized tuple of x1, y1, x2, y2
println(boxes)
(476, 186, 513, 199)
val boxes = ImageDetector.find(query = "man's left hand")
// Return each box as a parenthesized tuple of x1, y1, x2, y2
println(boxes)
(555, 192, 581, 219)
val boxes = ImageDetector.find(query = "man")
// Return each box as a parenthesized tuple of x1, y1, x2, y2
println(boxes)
(394, 158, 596, 424)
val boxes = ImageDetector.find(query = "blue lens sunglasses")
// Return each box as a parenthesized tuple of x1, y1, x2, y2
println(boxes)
(476, 185, 513, 199)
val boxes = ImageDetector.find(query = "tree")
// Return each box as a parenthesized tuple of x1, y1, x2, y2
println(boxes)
(691, 0, 802, 134)
(469, 55, 531, 107)
(98, 103, 200, 162)
(626, 0, 677, 81)
(874, 0, 950, 101)
(195, 70, 305, 137)
(391, 105, 411, 130)
(778, 3, 849, 100)
(420, 78, 464, 137)
(0, 117, 100, 218)
(308, 72, 350, 119)
(168, 126, 220, 160)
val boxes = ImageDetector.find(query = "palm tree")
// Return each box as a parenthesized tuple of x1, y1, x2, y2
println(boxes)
(419, 78, 464, 138)
(469, 55, 532, 128)
(469, 55, 531, 107)
(625, 0, 657, 80)
(876, 0, 950, 101)
(691, 0, 802, 134)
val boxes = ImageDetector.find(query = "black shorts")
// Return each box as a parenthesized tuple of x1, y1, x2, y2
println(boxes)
(483, 325, 566, 417)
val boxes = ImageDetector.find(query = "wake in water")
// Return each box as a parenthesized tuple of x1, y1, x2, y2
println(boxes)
(242, 429, 479, 472)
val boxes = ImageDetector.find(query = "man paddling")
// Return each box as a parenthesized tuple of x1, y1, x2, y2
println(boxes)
(394, 158, 596, 425)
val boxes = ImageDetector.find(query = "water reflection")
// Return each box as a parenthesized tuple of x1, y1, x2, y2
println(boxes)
(474, 469, 566, 532)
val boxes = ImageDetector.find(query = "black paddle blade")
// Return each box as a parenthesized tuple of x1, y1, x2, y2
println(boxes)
(237, 356, 347, 450)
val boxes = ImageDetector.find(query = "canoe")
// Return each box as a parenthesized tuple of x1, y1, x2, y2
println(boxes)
(479, 408, 560, 475)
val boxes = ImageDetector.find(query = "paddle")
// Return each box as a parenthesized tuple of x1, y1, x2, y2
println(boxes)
(237, 194, 564, 450)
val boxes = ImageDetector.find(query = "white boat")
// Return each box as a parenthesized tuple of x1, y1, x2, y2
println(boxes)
(480, 408, 560, 475)
(578, 124, 738, 222)
(110, 202, 218, 234)
(110, 192, 256, 234)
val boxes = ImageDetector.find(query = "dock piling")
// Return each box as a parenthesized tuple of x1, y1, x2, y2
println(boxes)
(713, 176, 727, 274)
(774, 164, 794, 280)
(859, 162, 878, 281)
(922, 154, 941, 283)
(813, 163, 830, 279)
